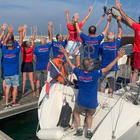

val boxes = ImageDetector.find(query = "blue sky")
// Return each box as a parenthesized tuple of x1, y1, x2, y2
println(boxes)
(0, 0, 139, 36)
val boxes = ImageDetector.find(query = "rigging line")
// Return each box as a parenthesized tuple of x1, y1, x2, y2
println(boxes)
(134, 5, 140, 21)
(130, 2, 140, 17)
(104, 0, 107, 6)
(113, 99, 124, 135)
(92, 0, 98, 8)
(110, 96, 114, 135)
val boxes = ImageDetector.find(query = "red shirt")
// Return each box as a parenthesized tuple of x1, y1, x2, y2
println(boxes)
(132, 22, 140, 52)
(67, 22, 83, 42)
(21, 45, 34, 62)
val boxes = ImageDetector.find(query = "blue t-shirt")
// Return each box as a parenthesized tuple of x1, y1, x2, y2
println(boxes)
(2, 45, 20, 76)
(100, 38, 121, 71)
(1, 40, 19, 68)
(0, 41, 3, 68)
(73, 68, 102, 108)
(52, 40, 67, 59)
(80, 33, 104, 59)
(34, 43, 51, 70)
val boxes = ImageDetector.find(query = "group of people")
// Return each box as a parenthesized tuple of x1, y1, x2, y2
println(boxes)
(0, 0, 140, 138)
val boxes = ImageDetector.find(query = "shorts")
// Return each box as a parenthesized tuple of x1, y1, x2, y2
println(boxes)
(1, 67, 4, 80)
(5, 75, 19, 87)
(66, 40, 81, 55)
(100, 71, 116, 90)
(21, 62, 34, 72)
(132, 52, 140, 69)
(36, 70, 47, 81)
(74, 103, 96, 116)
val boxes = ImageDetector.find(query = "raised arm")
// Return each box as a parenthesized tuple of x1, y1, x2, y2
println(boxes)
(18, 27, 24, 46)
(102, 49, 125, 75)
(48, 22, 53, 43)
(74, 15, 82, 34)
(0, 24, 7, 41)
(116, 0, 134, 27)
(33, 55, 36, 63)
(3, 26, 13, 46)
(65, 9, 70, 24)
(22, 24, 27, 39)
(102, 14, 112, 36)
(60, 46, 75, 70)
(117, 16, 122, 39)
(31, 27, 36, 45)
(81, 6, 92, 25)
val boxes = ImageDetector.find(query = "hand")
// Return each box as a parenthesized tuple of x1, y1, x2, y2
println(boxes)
(1, 24, 7, 31)
(65, 9, 69, 14)
(48, 22, 53, 27)
(116, 0, 122, 9)
(33, 27, 37, 32)
(8, 26, 13, 34)
(117, 49, 125, 58)
(89, 6, 92, 12)
(107, 14, 112, 21)
(59, 46, 66, 54)
(23, 24, 27, 30)
(117, 16, 121, 23)
(18, 26, 23, 33)
(74, 13, 79, 22)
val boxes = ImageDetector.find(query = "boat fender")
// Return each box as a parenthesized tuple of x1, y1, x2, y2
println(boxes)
(36, 128, 64, 140)
(57, 102, 72, 128)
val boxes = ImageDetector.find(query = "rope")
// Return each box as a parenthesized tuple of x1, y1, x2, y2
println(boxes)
(112, 99, 124, 139)
(130, 2, 140, 17)
(134, 5, 140, 21)
(92, 0, 98, 8)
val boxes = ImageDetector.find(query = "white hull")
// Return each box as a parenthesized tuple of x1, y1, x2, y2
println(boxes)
(37, 82, 140, 140)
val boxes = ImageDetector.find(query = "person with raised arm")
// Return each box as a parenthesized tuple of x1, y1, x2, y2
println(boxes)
(21, 26, 36, 96)
(2, 26, 23, 109)
(116, 0, 140, 83)
(22, 24, 28, 39)
(99, 16, 122, 94)
(0, 24, 7, 97)
(59, 46, 125, 138)
(33, 22, 52, 97)
(65, 6, 92, 68)
(74, 14, 112, 70)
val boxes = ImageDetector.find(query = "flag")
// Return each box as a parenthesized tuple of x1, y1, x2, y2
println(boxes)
(46, 60, 59, 95)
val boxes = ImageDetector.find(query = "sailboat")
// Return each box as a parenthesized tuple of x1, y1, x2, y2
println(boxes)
(36, 5, 140, 140)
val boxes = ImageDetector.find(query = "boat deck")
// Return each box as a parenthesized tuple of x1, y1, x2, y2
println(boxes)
(0, 90, 38, 120)
(61, 86, 140, 140)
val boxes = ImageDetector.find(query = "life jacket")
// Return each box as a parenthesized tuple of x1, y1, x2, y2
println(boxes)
(47, 57, 67, 83)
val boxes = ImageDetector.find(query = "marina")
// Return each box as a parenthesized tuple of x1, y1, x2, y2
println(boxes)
(0, 90, 38, 120)
(0, 0, 140, 139)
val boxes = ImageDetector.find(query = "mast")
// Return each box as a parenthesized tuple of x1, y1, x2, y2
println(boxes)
(31, 26, 32, 39)
(60, 23, 62, 35)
